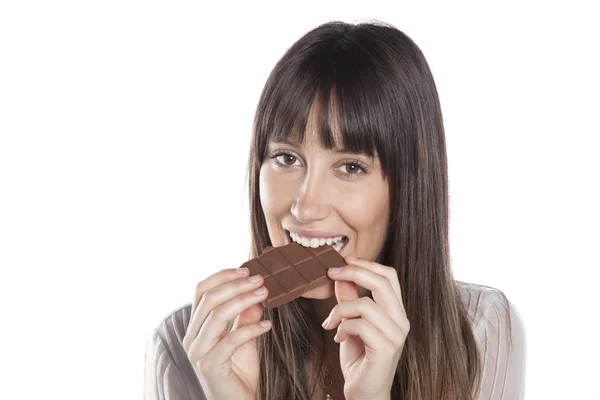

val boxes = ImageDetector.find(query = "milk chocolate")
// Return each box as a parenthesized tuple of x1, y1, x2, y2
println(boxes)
(241, 242, 346, 309)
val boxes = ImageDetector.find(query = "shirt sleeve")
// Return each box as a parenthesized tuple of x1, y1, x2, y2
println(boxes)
(475, 294, 527, 400)
(144, 328, 192, 400)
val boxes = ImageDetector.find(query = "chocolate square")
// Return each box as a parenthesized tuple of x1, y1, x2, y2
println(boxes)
(243, 242, 346, 308)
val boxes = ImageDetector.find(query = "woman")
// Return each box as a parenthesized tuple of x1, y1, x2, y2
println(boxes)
(145, 20, 526, 400)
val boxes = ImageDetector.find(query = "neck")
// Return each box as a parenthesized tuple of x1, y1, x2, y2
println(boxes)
(309, 287, 370, 348)
(310, 295, 339, 323)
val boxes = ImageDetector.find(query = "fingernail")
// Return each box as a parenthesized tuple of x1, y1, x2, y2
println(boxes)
(328, 267, 341, 274)
(236, 267, 248, 275)
(259, 320, 271, 328)
(253, 286, 266, 295)
(346, 256, 358, 262)
(249, 274, 262, 283)
(322, 317, 330, 329)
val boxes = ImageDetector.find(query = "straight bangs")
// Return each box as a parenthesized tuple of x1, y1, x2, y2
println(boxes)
(251, 25, 417, 181)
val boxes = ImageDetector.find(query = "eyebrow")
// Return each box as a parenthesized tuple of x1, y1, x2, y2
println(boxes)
(270, 140, 373, 157)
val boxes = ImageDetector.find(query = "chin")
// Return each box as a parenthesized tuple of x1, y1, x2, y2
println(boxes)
(300, 282, 335, 299)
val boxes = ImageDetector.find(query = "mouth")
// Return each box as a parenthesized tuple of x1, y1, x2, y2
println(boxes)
(285, 230, 349, 255)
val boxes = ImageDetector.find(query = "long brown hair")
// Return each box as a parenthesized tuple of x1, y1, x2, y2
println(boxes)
(246, 20, 484, 399)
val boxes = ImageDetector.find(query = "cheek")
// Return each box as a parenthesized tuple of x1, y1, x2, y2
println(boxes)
(367, 182, 390, 225)
(259, 168, 270, 210)
(259, 167, 289, 216)
(342, 189, 389, 229)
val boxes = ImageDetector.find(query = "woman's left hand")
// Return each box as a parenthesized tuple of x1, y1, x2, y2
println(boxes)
(322, 256, 410, 400)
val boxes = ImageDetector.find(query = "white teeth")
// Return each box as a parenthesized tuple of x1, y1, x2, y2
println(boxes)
(289, 231, 346, 251)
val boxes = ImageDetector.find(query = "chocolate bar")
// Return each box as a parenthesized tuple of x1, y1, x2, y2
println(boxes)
(241, 242, 346, 309)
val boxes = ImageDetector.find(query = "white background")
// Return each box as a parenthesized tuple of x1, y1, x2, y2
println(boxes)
(1, 1, 598, 399)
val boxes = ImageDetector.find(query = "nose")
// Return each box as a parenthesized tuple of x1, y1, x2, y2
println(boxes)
(290, 171, 331, 223)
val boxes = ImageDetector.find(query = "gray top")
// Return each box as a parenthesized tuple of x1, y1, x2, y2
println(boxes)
(144, 281, 526, 399)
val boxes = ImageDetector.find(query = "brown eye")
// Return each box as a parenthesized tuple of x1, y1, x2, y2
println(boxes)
(269, 152, 300, 168)
(340, 163, 363, 175)
(337, 159, 369, 180)
(282, 155, 296, 166)
(345, 164, 360, 174)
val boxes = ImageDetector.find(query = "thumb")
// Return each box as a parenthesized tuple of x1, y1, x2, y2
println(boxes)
(231, 302, 264, 331)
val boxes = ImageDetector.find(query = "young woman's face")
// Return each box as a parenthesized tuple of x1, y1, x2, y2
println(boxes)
(259, 112, 390, 300)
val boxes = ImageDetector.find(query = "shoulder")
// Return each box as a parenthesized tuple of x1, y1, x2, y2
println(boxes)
(151, 304, 193, 347)
(456, 281, 514, 324)
(456, 281, 526, 346)
(147, 303, 194, 368)
(145, 303, 205, 400)
(456, 281, 527, 399)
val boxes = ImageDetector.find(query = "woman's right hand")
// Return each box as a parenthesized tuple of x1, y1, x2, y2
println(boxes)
(182, 267, 271, 400)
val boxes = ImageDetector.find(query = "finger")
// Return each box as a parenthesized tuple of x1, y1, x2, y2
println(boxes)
(334, 318, 395, 353)
(322, 297, 407, 346)
(333, 280, 358, 326)
(231, 302, 264, 331)
(193, 284, 269, 356)
(183, 273, 265, 351)
(327, 265, 405, 326)
(345, 256, 403, 302)
(191, 320, 272, 371)
(334, 279, 359, 304)
(192, 267, 250, 315)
